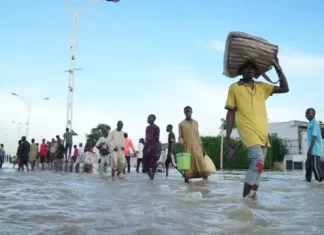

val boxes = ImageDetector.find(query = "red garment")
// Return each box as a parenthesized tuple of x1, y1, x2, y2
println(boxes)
(143, 124, 160, 170)
(72, 148, 79, 159)
(90, 147, 94, 153)
(40, 144, 47, 157)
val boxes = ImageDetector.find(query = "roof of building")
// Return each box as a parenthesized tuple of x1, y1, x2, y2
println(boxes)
(269, 120, 324, 128)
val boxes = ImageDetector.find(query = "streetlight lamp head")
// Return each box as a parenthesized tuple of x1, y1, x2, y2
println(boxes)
(43, 97, 50, 100)
(106, 0, 120, 2)
(12, 93, 18, 96)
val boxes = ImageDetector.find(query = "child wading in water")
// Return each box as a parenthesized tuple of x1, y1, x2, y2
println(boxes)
(143, 114, 160, 180)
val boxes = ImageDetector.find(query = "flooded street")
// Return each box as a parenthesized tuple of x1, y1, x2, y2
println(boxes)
(1, 162, 324, 235)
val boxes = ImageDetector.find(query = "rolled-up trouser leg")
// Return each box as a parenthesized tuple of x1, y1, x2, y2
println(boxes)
(111, 152, 118, 171)
(99, 155, 109, 173)
(117, 150, 126, 173)
(245, 145, 267, 187)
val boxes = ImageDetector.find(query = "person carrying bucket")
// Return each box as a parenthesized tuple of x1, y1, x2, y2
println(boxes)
(225, 56, 289, 200)
(178, 106, 209, 183)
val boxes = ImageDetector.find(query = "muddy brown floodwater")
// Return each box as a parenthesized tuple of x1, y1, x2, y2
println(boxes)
(0, 162, 323, 235)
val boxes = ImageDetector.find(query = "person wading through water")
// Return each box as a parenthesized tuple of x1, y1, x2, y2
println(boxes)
(179, 106, 209, 183)
(96, 130, 110, 175)
(29, 139, 38, 171)
(305, 108, 324, 183)
(49, 138, 57, 169)
(136, 138, 145, 173)
(124, 133, 136, 173)
(165, 124, 176, 177)
(55, 139, 65, 171)
(108, 121, 126, 177)
(0, 143, 5, 168)
(18, 136, 30, 172)
(225, 55, 289, 200)
(143, 114, 160, 180)
(14, 140, 22, 170)
(39, 139, 47, 170)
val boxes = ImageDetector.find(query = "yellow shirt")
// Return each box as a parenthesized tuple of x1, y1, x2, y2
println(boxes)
(29, 143, 38, 161)
(225, 81, 274, 148)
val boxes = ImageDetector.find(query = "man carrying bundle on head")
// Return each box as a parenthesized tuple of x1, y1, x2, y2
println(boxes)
(225, 55, 289, 200)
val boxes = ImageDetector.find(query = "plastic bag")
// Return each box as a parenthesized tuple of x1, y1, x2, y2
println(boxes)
(204, 154, 216, 174)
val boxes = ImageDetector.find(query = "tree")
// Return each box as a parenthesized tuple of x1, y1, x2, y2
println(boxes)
(86, 123, 111, 146)
(220, 118, 236, 130)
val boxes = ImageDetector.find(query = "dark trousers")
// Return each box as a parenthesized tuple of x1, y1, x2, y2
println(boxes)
(0, 156, 4, 168)
(305, 155, 324, 182)
(125, 156, 131, 173)
(136, 158, 144, 173)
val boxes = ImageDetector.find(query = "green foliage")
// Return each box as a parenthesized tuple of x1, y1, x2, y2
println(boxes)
(86, 124, 111, 147)
(175, 135, 288, 170)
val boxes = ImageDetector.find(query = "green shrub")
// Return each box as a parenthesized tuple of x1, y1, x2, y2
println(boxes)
(175, 135, 288, 170)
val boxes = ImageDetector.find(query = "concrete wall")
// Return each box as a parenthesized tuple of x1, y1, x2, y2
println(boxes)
(231, 121, 299, 148)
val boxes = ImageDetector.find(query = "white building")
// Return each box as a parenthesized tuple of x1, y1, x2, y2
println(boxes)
(230, 120, 324, 170)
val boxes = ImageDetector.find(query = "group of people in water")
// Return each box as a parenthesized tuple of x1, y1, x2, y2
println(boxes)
(91, 107, 211, 182)
(4, 56, 324, 200)
(6, 106, 210, 183)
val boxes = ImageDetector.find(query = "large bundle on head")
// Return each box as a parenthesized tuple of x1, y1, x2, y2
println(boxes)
(223, 32, 278, 78)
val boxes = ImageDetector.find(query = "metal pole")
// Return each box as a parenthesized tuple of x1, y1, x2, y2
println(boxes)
(12, 93, 49, 138)
(64, 0, 119, 129)
(18, 125, 21, 140)
(66, 13, 79, 129)
(26, 105, 31, 138)
(220, 129, 224, 170)
(12, 121, 22, 140)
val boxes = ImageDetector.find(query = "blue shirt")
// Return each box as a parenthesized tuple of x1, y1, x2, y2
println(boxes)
(307, 119, 323, 157)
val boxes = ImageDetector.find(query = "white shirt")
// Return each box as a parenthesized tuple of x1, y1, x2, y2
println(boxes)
(96, 136, 108, 147)
(78, 146, 84, 155)
(137, 143, 144, 159)
(107, 129, 125, 151)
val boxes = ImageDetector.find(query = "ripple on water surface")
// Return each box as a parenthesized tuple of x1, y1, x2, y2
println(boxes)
(1, 163, 324, 235)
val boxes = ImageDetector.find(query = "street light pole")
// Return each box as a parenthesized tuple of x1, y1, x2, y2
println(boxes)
(12, 93, 49, 138)
(11, 121, 23, 140)
(63, 0, 120, 130)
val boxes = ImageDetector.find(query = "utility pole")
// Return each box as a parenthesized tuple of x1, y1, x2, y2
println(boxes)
(12, 93, 49, 138)
(63, 0, 120, 130)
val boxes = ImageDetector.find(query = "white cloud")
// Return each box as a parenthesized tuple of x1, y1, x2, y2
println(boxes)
(210, 40, 225, 52)
(210, 39, 324, 78)
(279, 52, 324, 78)
(0, 74, 307, 156)
(2, 41, 323, 156)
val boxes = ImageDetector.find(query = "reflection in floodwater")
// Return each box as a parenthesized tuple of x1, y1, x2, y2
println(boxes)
(1, 162, 324, 235)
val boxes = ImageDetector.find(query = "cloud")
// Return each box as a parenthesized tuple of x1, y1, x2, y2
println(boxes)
(1, 43, 322, 156)
(279, 51, 324, 78)
(210, 39, 324, 78)
(0, 72, 306, 156)
(210, 40, 225, 52)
